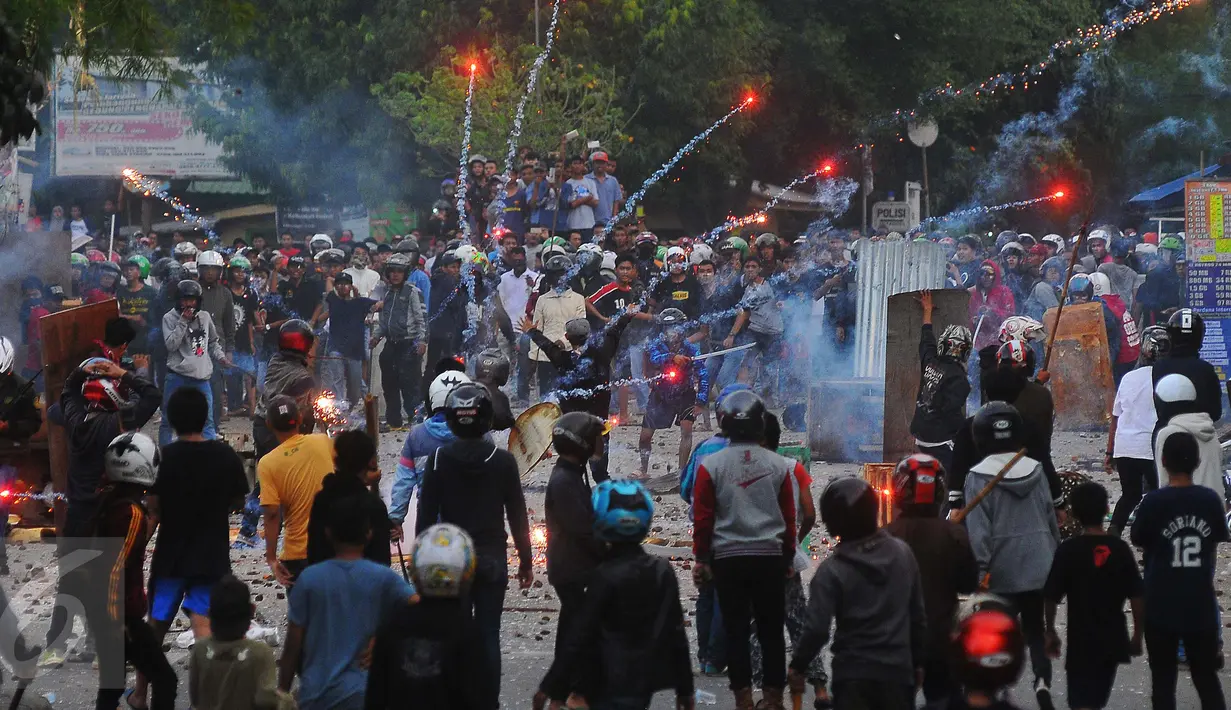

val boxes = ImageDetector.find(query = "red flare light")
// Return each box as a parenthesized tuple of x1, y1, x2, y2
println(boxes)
(820, 161, 835, 175)
(1053, 190, 1065, 198)
(0, 489, 12, 499)
(469, 62, 477, 73)
(663, 368, 680, 382)
(742, 93, 756, 106)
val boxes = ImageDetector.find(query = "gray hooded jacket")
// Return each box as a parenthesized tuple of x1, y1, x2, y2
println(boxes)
(791, 530, 926, 685)
(963, 452, 1060, 593)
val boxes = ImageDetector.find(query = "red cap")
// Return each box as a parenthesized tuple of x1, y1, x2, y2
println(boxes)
(590, 151, 609, 163)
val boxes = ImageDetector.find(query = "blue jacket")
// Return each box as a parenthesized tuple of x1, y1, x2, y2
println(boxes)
(390, 414, 458, 523)
(680, 434, 729, 506)
(409, 269, 432, 313)
(647, 339, 709, 403)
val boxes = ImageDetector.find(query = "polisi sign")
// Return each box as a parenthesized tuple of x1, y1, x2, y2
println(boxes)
(871, 201, 913, 232)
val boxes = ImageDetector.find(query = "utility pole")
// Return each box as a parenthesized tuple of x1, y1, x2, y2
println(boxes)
(535, 0, 541, 47)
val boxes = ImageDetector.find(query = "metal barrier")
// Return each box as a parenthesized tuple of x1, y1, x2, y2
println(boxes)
(852, 240, 948, 379)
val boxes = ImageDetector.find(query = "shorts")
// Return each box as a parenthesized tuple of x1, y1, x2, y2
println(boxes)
(1065, 663, 1118, 709)
(642, 389, 697, 430)
(231, 351, 257, 377)
(149, 578, 214, 622)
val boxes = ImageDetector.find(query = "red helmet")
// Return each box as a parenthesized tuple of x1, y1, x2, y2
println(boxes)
(892, 453, 946, 507)
(951, 605, 1025, 692)
(996, 340, 1030, 370)
(278, 319, 316, 356)
(85, 249, 107, 263)
(82, 377, 127, 412)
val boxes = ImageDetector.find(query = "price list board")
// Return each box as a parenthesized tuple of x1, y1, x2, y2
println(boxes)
(1198, 317, 1231, 385)
(1184, 180, 1231, 317)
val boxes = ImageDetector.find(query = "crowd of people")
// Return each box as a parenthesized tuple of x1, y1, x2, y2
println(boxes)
(0, 146, 1218, 710)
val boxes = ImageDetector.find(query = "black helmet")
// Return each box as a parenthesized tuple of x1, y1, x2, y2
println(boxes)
(150, 257, 176, 282)
(971, 401, 1023, 456)
(278, 319, 316, 356)
(656, 307, 687, 327)
(552, 411, 606, 460)
(717, 389, 766, 442)
(176, 279, 203, 300)
(951, 599, 1025, 693)
(394, 238, 421, 255)
(443, 382, 493, 438)
(819, 477, 879, 541)
(474, 348, 510, 386)
(1166, 308, 1205, 353)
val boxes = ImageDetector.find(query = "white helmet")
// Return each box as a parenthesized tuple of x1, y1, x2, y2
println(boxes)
(1042, 234, 1065, 251)
(689, 243, 714, 265)
(183, 261, 198, 277)
(412, 523, 477, 598)
(455, 245, 479, 263)
(428, 371, 473, 411)
(578, 243, 603, 256)
(196, 250, 225, 268)
(173, 241, 199, 258)
(1087, 229, 1109, 245)
(601, 251, 617, 273)
(104, 432, 160, 487)
(665, 246, 687, 273)
(1135, 243, 1158, 256)
(0, 336, 14, 374)
(998, 316, 1045, 343)
(1088, 271, 1112, 298)
(309, 233, 333, 249)
(541, 243, 570, 261)
(1156, 373, 1197, 404)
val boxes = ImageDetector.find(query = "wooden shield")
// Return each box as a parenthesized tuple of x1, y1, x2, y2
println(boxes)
(1042, 302, 1114, 430)
(883, 289, 972, 464)
(507, 402, 562, 477)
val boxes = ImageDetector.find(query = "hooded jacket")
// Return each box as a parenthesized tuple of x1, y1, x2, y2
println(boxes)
(543, 545, 694, 703)
(1023, 279, 1060, 323)
(544, 458, 606, 586)
(791, 530, 926, 685)
(163, 308, 225, 380)
(390, 413, 463, 524)
(1152, 354, 1222, 428)
(1155, 413, 1223, 495)
(428, 272, 468, 341)
(61, 368, 161, 504)
(910, 324, 971, 444)
(415, 439, 532, 574)
(967, 260, 1015, 351)
(887, 513, 979, 657)
(963, 452, 1060, 593)
(305, 472, 392, 567)
(529, 312, 630, 416)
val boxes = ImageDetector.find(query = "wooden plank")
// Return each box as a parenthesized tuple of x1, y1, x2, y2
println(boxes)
(1042, 301, 1114, 430)
(882, 289, 971, 464)
(39, 299, 120, 534)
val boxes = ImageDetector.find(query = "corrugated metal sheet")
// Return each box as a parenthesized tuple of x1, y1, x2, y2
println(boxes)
(852, 240, 948, 378)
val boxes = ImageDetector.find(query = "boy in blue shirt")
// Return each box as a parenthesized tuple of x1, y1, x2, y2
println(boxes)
(279, 497, 417, 710)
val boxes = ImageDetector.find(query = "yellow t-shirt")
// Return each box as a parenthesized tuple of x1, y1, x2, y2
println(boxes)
(258, 433, 334, 561)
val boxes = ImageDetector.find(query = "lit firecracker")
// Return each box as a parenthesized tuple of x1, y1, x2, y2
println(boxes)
(510, 523, 550, 569)
(313, 392, 351, 433)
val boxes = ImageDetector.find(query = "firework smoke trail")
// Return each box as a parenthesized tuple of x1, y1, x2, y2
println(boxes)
(551, 373, 666, 401)
(912, 191, 1068, 235)
(505, 0, 563, 174)
(598, 96, 755, 241)
(121, 168, 218, 240)
(704, 170, 825, 243)
(456, 65, 478, 243)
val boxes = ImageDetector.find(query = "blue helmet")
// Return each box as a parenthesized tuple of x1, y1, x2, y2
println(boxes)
(592, 480, 654, 543)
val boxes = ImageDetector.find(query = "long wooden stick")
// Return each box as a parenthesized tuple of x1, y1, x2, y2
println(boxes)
(951, 447, 1029, 524)
(1041, 215, 1092, 373)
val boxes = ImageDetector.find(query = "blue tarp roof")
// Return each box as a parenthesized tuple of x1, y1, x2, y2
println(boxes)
(1129, 164, 1224, 204)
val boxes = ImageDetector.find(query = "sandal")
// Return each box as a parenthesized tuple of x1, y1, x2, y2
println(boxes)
(123, 688, 148, 710)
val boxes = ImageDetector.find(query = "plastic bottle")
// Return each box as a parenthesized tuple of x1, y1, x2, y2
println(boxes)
(695, 689, 718, 705)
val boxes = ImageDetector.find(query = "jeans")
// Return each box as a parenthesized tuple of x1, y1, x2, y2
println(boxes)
(715, 333, 752, 395)
(379, 340, 422, 428)
(713, 555, 787, 690)
(536, 360, 559, 399)
(752, 574, 827, 686)
(623, 343, 649, 410)
(1146, 625, 1225, 710)
(696, 580, 727, 668)
(831, 679, 914, 710)
(323, 352, 366, 403)
(1111, 457, 1158, 532)
(589, 434, 610, 483)
(46, 497, 100, 651)
(516, 333, 532, 401)
(159, 372, 215, 446)
(1002, 590, 1051, 686)
(239, 416, 280, 540)
(226, 351, 257, 410)
(209, 363, 225, 432)
(470, 563, 507, 709)
(918, 443, 955, 481)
